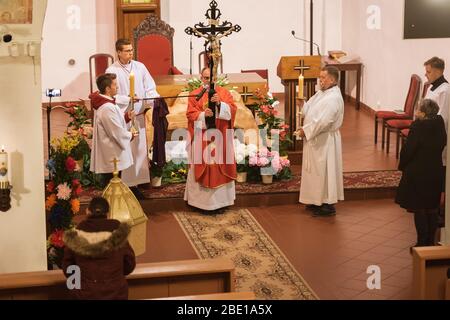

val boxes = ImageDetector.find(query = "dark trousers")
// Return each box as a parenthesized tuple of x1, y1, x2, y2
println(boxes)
(414, 210, 439, 246)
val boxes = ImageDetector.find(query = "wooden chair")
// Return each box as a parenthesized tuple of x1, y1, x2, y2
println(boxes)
(89, 53, 114, 93)
(374, 74, 421, 148)
(133, 14, 183, 76)
(199, 50, 223, 74)
(241, 69, 269, 86)
(383, 75, 421, 157)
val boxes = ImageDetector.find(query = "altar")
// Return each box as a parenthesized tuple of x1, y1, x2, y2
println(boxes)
(145, 73, 267, 150)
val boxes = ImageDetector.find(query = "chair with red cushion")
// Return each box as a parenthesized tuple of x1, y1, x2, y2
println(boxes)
(133, 14, 183, 76)
(386, 119, 414, 158)
(89, 54, 114, 93)
(400, 128, 410, 150)
(374, 74, 421, 148)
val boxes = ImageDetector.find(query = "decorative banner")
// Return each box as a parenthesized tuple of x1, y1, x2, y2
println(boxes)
(0, 0, 32, 24)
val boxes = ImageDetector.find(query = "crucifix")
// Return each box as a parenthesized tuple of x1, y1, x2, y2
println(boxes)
(185, 0, 241, 129)
(239, 86, 253, 104)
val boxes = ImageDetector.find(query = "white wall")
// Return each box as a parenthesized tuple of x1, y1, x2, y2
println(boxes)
(342, 0, 450, 111)
(0, 0, 48, 274)
(41, 0, 101, 102)
(165, 0, 342, 92)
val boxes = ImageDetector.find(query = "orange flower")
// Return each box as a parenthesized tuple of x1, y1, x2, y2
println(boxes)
(45, 194, 57, 211)
(71, 199, 80, 214)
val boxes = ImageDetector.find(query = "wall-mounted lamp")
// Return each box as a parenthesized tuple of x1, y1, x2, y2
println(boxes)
(0, 146, 12, 212)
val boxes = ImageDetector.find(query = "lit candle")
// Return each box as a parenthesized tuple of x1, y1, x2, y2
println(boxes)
(0, 146, 8, 184)
(129, 72, 135, 99)
(298, 74, 304, 99)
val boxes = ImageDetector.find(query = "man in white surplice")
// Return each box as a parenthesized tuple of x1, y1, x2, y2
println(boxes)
(106, 39, 159, 199)
(296, 66, 345, 216)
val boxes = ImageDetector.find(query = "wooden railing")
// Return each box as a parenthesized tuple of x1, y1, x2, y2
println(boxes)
(0, 258, 235, 300)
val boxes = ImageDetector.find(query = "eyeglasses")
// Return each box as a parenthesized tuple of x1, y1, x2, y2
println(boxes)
(121, 49, 134, 53)
(202, 76, 211, 80)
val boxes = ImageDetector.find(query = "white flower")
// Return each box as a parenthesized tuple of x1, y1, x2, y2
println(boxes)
(267, 92, 274, 99)
(247, 144, 258, 157)
(272, 101, 280, 108)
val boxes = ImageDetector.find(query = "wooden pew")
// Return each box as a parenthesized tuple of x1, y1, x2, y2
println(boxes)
(0, 258, 235, 300)
(413, 246, 450, 300)
(446, 280, 450, 300)
(154, 292, 256, 300)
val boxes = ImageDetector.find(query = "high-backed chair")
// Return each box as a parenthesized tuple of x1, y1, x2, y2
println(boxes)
(199, 51, 223, 74)
(387, 80, 429, 158)
(133, 14, 182, 76)
(374, 74, 421, 151)
(89, 53, 114, 93)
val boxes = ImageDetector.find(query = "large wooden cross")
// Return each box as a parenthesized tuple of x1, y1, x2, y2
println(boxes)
(185, 0, 241, 82)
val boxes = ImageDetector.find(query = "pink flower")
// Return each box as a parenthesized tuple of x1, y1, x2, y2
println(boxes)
(65, 157, 76, 172)
(281, 158, 291, 168)
(56, 183, 72, 200)
(249, 156, 258, 166)
(258, 157, 270, 167)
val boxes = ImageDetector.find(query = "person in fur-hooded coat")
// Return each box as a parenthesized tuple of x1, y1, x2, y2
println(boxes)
(62, 197, 136, 300)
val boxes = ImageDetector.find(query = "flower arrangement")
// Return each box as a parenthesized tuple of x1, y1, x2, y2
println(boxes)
(183, 75, 230, 92)
(252, 88, 292, 156)
(65, 102, 92, 136)
(46, 134, 84, 268)
(162, 161, 189, 184)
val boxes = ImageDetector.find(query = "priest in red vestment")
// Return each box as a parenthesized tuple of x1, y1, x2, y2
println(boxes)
(184, 68, 237, 214)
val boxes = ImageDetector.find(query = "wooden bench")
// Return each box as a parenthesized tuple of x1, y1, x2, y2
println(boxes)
(413, 246, 450, 300)
(153, 292, 256, 300)
(0, 258, 235, 300)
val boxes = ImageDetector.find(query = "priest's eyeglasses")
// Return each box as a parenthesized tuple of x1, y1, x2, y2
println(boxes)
(122, 49, 134, 53)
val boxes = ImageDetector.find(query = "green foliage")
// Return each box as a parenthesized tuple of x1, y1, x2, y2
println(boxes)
(162, 161, 188, 184)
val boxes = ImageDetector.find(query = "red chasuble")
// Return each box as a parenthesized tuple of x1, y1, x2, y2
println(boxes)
(187, 86, 237, 188)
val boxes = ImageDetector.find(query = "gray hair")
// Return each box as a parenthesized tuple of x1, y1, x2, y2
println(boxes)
(419, 99, 440, 119)
(322, 66, 340, 82)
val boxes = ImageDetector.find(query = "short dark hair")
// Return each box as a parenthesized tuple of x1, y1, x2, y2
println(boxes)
(419, 99, 440, 119)
(322, 66, 340, 82)
(424, 57, 445, 71)
(116, 38, 132, 52)
(96, 73, 116, 94)
(88, 197, 110, 218)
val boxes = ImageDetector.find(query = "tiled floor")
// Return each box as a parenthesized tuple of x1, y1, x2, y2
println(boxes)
(139, 199, 415, 300)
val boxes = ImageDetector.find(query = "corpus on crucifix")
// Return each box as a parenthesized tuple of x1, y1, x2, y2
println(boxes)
(185, 0, 241, 129)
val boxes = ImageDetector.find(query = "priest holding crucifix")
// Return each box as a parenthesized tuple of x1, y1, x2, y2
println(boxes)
(184, 67, 237, 214)
(106, 39, 159, 199)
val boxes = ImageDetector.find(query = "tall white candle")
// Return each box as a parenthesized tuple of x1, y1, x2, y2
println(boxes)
(0, 146, 8, 183)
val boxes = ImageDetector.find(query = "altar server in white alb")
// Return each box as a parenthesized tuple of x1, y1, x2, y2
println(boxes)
(423, 57, 450, 162)
(106, 39, 159, 198)
(90, 73, 136, 186)
(296, 66, 345, 217)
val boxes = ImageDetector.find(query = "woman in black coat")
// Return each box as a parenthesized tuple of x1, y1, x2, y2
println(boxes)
(396, 99, 447, 248)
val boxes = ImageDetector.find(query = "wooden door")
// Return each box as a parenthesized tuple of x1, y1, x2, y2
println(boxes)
(116, 0, 161, 41)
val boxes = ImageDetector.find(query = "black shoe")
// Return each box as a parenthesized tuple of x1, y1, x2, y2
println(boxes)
(313, 206, 337, 217)
(306, 205, 321, 212)
(321, 204, 336, 214)
(130, 187, 146, 200)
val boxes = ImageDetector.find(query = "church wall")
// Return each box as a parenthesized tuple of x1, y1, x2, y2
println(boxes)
(41, 0, 98, 102)
(342, 0, 450, 111)
(0, 0, 48, 274)
(165, 0, 343, 93)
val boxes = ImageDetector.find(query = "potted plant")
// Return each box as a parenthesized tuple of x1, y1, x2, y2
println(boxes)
(150, 162, 164, 187)
(249, 148, 277, 184)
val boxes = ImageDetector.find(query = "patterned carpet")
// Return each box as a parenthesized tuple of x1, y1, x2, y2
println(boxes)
(173, 209, 318, 300)
(80, 170, 401, 203)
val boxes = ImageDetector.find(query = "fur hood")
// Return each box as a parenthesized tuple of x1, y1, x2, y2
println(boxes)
(64, 222, 131, 258)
